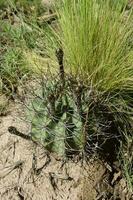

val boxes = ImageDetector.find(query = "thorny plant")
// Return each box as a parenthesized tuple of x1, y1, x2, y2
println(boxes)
(23, 48, 132, 162)
(42, 0, 133, 188)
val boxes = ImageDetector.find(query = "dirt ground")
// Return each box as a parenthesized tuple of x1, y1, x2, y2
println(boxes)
(0, 102, 132, 200)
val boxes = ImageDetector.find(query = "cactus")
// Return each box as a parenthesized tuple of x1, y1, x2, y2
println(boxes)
(26, 47, 132, 158)
(27, 77, 83, 156)
(26, 75, 132, 158)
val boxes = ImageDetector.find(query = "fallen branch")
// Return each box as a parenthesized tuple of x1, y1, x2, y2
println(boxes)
(37, 13, 57, 22)
(8, 126, 32, 141)
(8, 126, 45, 149)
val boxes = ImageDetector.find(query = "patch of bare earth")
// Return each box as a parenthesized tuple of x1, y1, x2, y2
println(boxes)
(0, 102, 132, 200)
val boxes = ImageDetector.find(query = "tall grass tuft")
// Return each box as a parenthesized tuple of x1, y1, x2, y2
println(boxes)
(48, 0, 133, 91)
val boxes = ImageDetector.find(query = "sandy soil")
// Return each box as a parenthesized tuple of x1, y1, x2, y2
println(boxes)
(0, 102, 132, 200)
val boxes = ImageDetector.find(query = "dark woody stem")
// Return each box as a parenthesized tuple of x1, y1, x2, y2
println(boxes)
(8, 126, 32, 141)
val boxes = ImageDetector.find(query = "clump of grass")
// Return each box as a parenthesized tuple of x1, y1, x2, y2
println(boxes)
(0, 0, 46, 96)
(0, 16, 30, 95)
(0, 46, 30, 95)
(48, 0, 133, 91)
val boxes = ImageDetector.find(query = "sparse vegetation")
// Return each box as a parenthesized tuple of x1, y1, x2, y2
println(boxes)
(0, 0, 133, 198)
(0, 0, 49, 95)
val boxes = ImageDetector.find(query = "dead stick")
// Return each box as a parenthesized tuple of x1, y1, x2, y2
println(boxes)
(8, 126, 46, 148)
(8, 126, 32, 141)
(37, 13, 57, 22)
